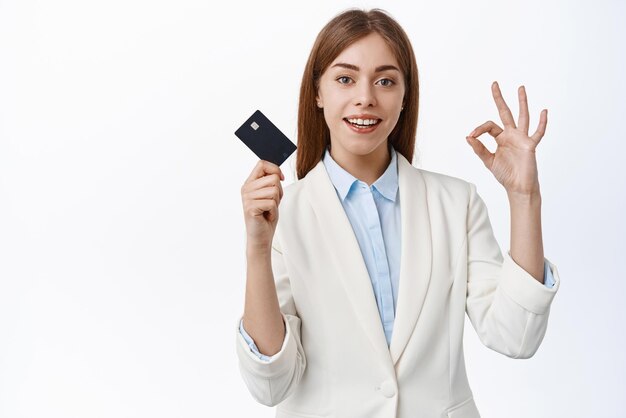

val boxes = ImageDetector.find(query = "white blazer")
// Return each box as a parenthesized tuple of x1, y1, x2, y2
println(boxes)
(236, 151, 560, 418)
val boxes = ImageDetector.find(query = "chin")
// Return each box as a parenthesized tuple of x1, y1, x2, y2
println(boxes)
(344, 138, 388, 156)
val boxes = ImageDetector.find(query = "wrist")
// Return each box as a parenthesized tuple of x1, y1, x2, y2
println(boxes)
(246, 243, 272, 258)
(506, 190, 542, 206)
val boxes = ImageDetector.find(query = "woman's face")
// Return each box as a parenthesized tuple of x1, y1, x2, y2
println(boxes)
(316, 32, 405, 160)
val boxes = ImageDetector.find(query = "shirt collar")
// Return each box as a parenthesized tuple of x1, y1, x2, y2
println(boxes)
(322, 144, 398, 202)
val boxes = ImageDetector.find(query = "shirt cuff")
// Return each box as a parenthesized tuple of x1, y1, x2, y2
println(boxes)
(239, 318, 274, 362)
(544, 259, 556, 288)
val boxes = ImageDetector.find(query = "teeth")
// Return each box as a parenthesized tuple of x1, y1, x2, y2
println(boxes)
(346, 118, 379, 125)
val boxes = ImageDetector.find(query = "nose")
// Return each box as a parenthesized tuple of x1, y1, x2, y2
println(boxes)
(353, 83, 377, 107)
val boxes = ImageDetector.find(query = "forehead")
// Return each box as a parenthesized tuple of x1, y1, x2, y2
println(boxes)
(330, 32, 399, 70)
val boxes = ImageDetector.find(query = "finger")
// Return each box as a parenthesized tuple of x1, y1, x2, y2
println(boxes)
(466, 136, 495, 169)
(248, 184, 283, 204)
(518, 85, 530, 135)
(530, 109, 548, 143)
(242, 174, 283, 199)
(469, 120, 504, 145)
(245, 160, 284, 184)
(248, 174, 284, 200)
(492, 81, 516, 129)
(251, 199, 279, 222)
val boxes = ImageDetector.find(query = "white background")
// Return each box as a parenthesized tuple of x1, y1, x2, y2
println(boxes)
(0, 0, 624, 417)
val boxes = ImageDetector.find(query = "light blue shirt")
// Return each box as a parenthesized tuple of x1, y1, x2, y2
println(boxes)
(239, 145, 556, 361)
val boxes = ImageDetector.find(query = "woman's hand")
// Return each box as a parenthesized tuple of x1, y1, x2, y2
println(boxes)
(466, 81, 547, 197)
(241, 160, 285, 253)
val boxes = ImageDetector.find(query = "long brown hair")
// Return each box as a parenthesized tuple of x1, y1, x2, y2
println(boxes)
(296, 7, 420, 180)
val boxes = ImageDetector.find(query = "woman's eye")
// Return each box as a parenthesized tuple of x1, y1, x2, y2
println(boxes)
(337, 76, 352, 84)
(378, 78, 395, 87)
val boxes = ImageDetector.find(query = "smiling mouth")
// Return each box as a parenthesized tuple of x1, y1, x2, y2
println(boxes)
(343, 118, 382, 128)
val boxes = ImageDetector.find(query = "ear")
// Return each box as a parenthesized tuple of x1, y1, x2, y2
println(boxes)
(316, 90, 324, 108)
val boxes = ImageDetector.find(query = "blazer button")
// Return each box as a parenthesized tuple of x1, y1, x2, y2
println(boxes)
(380, 380, 396, 398)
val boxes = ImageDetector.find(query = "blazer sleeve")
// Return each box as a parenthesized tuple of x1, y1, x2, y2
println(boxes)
(235, 231, 307, 406)
(463, 182, 560, 359)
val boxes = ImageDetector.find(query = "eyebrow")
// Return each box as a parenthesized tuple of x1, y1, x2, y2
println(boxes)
(330, 63, 400, 73)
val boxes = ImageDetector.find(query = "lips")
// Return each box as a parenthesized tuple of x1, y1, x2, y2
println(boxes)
(343, 118, 381, 126)
(343, 114, 382, 120)
(343, 118, 381, 134)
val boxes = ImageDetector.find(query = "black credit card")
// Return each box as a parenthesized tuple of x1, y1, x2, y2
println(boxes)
(234, 109, 297, 167)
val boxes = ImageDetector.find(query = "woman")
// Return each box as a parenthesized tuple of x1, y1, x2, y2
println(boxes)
(235, 8, 559, 418)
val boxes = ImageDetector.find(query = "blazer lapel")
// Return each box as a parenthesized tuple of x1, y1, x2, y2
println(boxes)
(389, 152, 433, 366)
(302, 151, 433, 369)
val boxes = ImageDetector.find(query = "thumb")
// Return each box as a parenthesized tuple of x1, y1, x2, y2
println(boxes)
(466, 136, 494, 169)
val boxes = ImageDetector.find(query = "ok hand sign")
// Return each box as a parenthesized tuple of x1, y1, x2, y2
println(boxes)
(466, 81, 547, 197)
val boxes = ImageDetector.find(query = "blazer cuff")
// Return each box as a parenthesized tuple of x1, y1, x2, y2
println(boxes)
(235, 312, 297, 378)
(499, 250, 560, 315)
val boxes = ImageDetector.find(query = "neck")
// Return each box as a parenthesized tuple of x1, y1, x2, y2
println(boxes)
(329, 142, 391, 186)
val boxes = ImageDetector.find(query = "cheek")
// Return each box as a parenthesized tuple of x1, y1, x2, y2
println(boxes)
(323, 96, 346, 118)
(323, 90, 343, 106)
(324, 111, 341, 130)
(386, 90, 405, 104)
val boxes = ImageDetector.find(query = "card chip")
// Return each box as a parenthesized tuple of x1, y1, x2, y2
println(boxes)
(251, 121, 259, 130)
